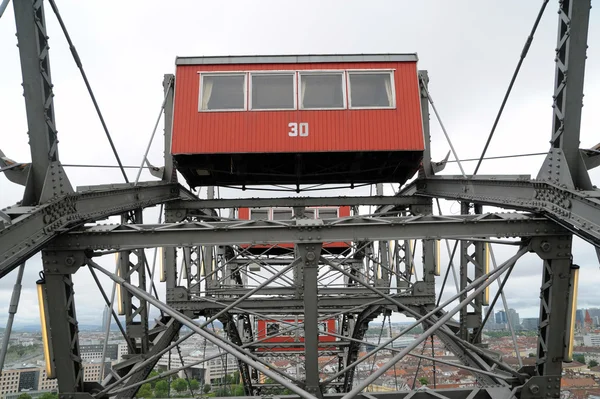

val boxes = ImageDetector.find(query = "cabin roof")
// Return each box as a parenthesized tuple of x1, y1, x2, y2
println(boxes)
(175, 53, 418, 66)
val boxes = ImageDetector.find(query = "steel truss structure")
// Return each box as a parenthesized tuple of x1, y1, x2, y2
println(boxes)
(0, 1, 599, 399)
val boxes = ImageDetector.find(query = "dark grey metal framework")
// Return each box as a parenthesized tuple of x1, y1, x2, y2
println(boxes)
(0, 1, 597, 399)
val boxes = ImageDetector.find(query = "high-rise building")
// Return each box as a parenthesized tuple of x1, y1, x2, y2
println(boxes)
(521, 318, 539, 331)
(576, 309, 585, 330)
(495, 310, 507, 325)
(588, 308, 600, 320)
(101, 305, 110, 332)
(583, 334, 600, 347)
(507, 308, 520, 328)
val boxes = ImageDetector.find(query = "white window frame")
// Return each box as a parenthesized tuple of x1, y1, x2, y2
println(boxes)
(347, 69, 396, 110)
(271, 207, 294, 220)
(304, 207, 318, 219)
(298, 70, 347, 110)
(316, 207, 340, 219)
(248, 208, 269, 220)
(198, 72, 247, 112)
(249, 71, 297, 111)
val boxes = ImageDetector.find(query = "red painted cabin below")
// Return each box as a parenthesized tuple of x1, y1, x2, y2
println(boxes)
(238, 205, 351, 254)
(171, 54, 425, 187)
(256, 318, 337, 352)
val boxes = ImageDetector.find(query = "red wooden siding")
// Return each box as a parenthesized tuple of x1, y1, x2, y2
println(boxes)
(172, 61, 424, 154)
(256, 318, 337, 351)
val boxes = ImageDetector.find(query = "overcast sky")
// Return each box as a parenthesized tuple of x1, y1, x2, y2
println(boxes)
(1, 1, 600, 328)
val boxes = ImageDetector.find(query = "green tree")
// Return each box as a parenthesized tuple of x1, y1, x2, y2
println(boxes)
(528, 353, 535, 358)
(155, 380, 169, 397)
(136, 383, 153, 398)
(171, 378, 188, 393)
(574, 354, 586, 364)
(17, 394, 32, 399)
(589, 360, 599, 368)
(214, 387, 230, 397)
(148, 370, 160, 388)
(38, 394, 58, 399)
(418, 377, 429, 386)
(232, 384, 245, 396)
(189, 379, 200, 391)
(203, 383, 211, 394)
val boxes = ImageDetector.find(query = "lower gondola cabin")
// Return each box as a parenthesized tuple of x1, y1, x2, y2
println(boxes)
(256, 318, 337, 352)
(238, 206, 351, 254)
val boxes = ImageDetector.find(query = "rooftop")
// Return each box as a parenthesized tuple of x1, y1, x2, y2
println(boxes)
(175, 53, 418, 66)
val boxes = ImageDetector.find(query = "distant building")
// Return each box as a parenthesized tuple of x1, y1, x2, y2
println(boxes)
(80, 343, 119, 362)
(521, 318, 539, 331)
(495, 311, 507, 325)
(585, 310, 594, 332)
(0, 362, 109, 398)
(117, 342, 128, 361)
(101, 305, 110, 332)
(588, 308, 600, 320)
(576, 309, 585, 330)
(507, 309, 520, 328)
(583, 334, 600, 347)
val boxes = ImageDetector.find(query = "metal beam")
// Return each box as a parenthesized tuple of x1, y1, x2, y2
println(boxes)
(0, 181, 185, 277)
(169, 294, 432, 313)
(13, 0, 73, 205)
(538, 0, 592, 189)
(51, 213, 564, 250)
(342, 247, 525, 398)
(410, 176, 600, 247)
(39, 268, 84, 393)
(163, 74, 176, 182)
(532, 236, 573, 380)
(88, 261, 319, 399)
(166, 195, 429, 212)
(110, 317, 182, 399)
(298, 243, 323, 398)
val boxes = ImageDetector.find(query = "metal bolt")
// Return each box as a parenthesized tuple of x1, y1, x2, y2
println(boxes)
(540, 241, 551, 252)
(529, 385, 540, 394)
(306, 251, 316, 261)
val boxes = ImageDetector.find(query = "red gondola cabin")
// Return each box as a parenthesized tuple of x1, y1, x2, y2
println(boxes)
(256, 317, 337, 352)
(171, 54, 425, 187)
(238, 205, 351, 254)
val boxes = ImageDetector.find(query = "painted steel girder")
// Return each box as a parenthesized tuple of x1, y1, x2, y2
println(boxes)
(167, 294, 434, 314)
(50, 213, 565, 251)
(166, 195, 430, 211)
(0, 182, 185, 278)
(410, 176, 600, 247)
(108, 316, 182, 399)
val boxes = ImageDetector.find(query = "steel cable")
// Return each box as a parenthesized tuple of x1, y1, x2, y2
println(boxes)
(473, 0, 550, 175)
(47, 0, 129, 183)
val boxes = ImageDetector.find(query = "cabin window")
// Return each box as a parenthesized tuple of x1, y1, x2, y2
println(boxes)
(348, 72, 395, 108)
(200, 74, 246, 111)
(272, 208, 293, 220)
(299, 72, 345, 109)
(266, 322, 280, 336)
(318, 322, 328, 334)
(249, 208, 269, 220)
(251, 73, 295, 110)
(317, 208, 338, 219)
(298, 208, 316, 219)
